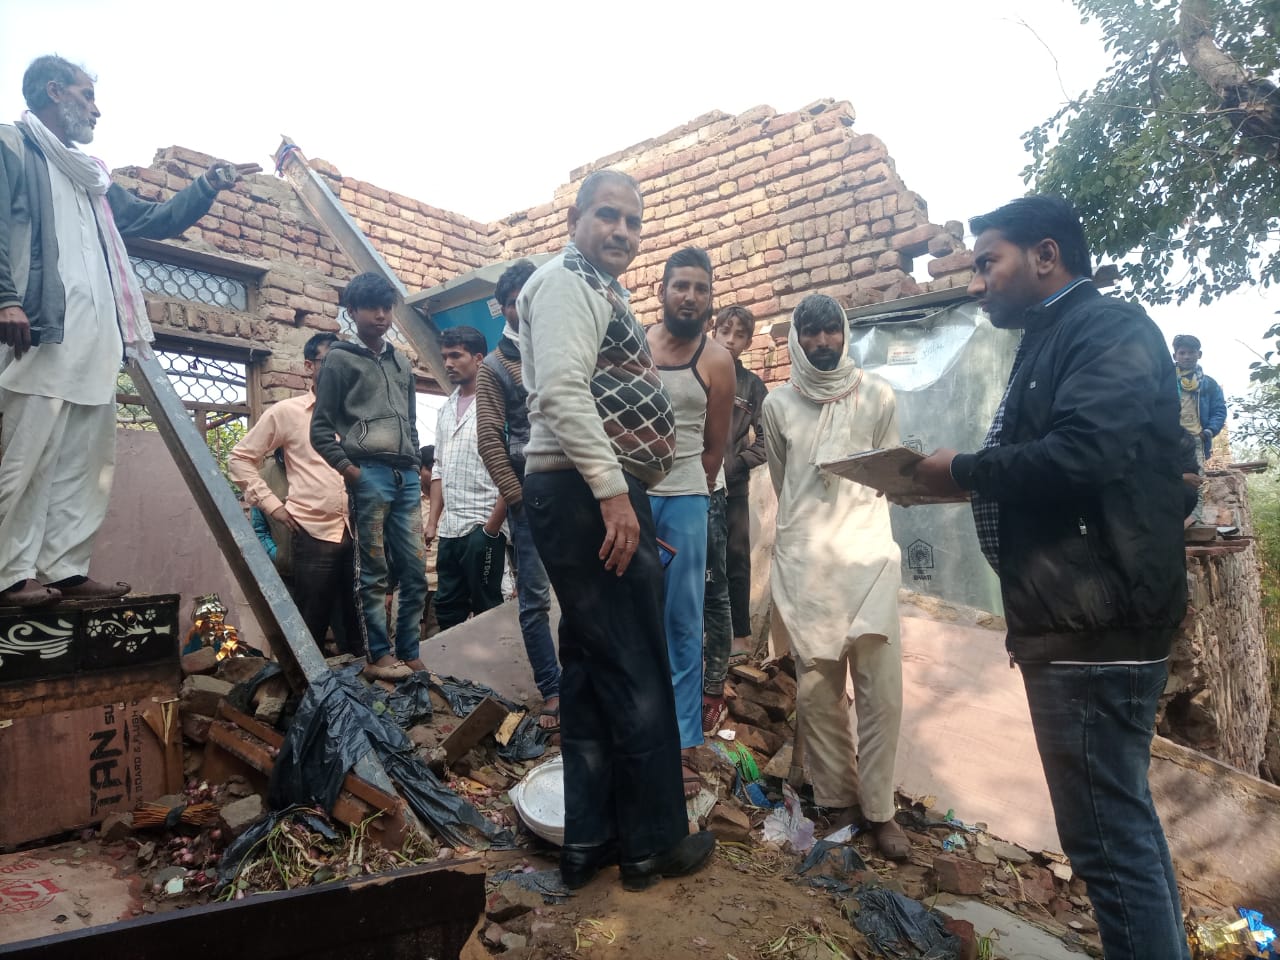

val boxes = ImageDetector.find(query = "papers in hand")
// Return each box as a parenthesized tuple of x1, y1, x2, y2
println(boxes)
(818, 447, 970, 505)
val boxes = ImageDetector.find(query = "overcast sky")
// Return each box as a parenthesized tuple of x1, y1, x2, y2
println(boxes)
(4, 0, 1275, 411)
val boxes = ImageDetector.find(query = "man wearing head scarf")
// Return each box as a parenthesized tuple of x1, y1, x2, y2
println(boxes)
(761, 293, 908, 861)
(0, 55, 250, 607)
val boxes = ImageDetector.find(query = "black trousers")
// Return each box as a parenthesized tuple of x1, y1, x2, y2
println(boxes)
(435, 525, 506, 631)
(291, 528, 360, 656)
(725, 493, 753, 639)
(524, 470, 687, 862)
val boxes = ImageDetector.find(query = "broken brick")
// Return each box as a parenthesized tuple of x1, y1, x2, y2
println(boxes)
(932, 854, 985, 895)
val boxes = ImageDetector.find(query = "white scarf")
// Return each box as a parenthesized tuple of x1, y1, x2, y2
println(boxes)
(21, 111, 153, 355)
(787, 318, 866, 471)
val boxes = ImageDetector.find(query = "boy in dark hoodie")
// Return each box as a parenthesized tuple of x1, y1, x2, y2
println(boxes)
(311, 273, 427, 680)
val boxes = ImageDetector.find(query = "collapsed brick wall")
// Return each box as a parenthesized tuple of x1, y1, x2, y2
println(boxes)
(114, 146, 350, 406)
(1161, 470, 1272, 777)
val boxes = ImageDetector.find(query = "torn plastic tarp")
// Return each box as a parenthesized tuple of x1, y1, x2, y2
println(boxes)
(215, 805, 338, 892)
(496, 713, 548, 762)
(268, 666, 514, 849)
(850, 887, 960, 960)
(431, 674, 517, 717)
(761, 783, 815, 852)
(796, 839, 869, 876)
(358, 671, 433, 728)
(489, 867, 572, 904)
(226, 660, 284, 714)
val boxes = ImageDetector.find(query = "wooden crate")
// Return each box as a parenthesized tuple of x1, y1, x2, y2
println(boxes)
(0, 595, 181, 846)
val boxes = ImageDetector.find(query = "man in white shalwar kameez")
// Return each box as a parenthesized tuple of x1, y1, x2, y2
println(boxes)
(762, 293, 908, 860)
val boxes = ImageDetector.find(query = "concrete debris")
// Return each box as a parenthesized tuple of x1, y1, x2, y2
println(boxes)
(932, 853, 986, 895)
(180, 646, 218, 676)
(179, 674, 234, 718)
(99, 812, 133, 843)
(708, 803, 753, 844)
(218, 794, 265, 839)
(990, 840, 1032, 864)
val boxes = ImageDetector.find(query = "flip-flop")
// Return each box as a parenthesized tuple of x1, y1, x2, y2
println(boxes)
(538, 706, 561, 732)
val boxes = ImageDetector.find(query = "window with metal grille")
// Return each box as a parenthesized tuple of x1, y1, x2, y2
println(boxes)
(129, 256, 249, 311)
(117, 350, 250, 476)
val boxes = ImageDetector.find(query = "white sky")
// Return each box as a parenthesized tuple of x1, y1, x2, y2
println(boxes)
(4, 0, 1275, 409)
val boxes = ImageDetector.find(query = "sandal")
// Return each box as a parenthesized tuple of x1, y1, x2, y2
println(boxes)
(363, 659, 413, 681)
(538, 705, 561, 732)
(48, 577, 130, 600)
(681, 761, 704, 799)
(0, 579, 62, 608)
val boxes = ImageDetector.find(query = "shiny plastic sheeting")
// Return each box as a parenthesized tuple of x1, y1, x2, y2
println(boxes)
(848, 300, 1017, 614)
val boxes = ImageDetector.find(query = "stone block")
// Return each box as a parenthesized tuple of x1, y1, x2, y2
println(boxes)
(216, 657, 270, 686)
(219, 794, 266, 839)
(727, 696, 771, 728)
(990, 840, 1031, 864)
(182, 712, 213, 744)
(180, 675, 233, 718)
(730, 723, 784, 757)
(100, 811, 134, 843)
(932, 853, 985, 895)
(708, 802, 753, 844)
(181, 646, 218, 676)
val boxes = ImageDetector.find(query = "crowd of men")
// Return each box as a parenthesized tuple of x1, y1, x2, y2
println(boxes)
(0, 53, 1222, 954)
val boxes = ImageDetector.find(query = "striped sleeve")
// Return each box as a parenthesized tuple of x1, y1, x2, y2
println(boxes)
(475, 362, 524, 509)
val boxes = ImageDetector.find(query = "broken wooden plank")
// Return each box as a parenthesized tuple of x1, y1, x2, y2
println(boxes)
(0, 661, 177, 720)
(207, 702, 415, 851)
(141, 698, 184, 794)
(439, 697, 508, 767)
(0, 860, 485, 959)
(729, 663, 770, 686)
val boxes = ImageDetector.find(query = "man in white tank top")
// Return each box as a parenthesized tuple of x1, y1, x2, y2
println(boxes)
(644, 247, 735, 796)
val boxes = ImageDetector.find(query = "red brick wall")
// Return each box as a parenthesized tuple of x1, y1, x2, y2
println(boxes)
(113, 100, 974, 398)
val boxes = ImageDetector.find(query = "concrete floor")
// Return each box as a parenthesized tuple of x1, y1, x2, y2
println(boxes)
(937, 899, 1086, 959)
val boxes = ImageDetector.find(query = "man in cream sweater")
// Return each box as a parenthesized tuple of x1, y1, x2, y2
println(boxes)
(518, 169, 715, 892)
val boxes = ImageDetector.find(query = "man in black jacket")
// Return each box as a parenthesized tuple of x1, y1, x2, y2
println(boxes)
(914, 196, 1190, 960)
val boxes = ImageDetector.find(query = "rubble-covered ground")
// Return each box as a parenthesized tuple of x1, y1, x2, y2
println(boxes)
(22, 648, 1241, 959)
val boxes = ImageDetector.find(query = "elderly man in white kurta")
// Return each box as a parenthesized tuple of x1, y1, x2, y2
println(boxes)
(762, 293, 909, 861)
(0, 56, 241, 607)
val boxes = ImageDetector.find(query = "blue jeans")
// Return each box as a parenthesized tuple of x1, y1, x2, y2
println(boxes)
(511, 504, 561, 700)
(649, 493, 709, 749)
(348, 462, 428, 663)
(703, 489, 731, 697)
(1021, 661, 1191, 960)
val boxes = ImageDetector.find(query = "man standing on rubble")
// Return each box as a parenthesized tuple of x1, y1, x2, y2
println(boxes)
(913, 196, 1190, 960)
(644, 246, 735, 792)
(230, 332, 357, 654)
(426, 325, 508, 630)
(476, 259, 562, 728)
(763, 292, 909, 862)
(519, 169, 715, 891)
(0, 55, 253, 607)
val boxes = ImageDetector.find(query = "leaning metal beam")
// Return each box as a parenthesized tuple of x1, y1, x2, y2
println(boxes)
(272, 138, 449, 389)
(127, 352, 398, 796)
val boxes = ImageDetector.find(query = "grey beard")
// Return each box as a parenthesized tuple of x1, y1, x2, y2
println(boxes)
(58, 101, 94, 144)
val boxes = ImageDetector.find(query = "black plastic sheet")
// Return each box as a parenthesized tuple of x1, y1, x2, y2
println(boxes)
(496, 714, 548, 762)
(431, 674, 517, 717)
(489, 867, 572, 904)
(796, 839, 869, 877)
(268, 667, 514, 849)
(850, 887, 960, 960)
(226, 660, 284, 714)
(358, 671, 433, 728)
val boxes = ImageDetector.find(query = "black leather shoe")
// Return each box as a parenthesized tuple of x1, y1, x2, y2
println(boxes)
(619, 830, 716, 891)
(559, 841, 619, 890)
